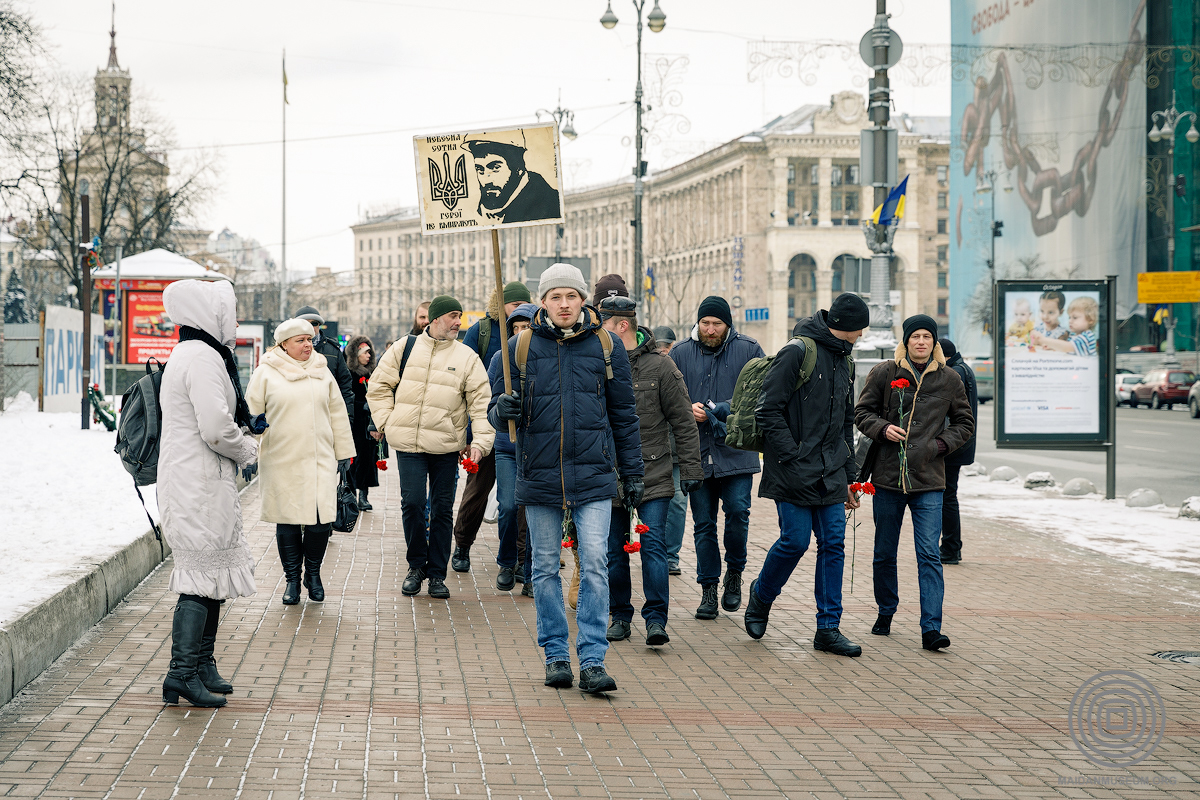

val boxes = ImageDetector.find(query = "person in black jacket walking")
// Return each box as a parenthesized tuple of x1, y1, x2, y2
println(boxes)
(937, 338, 977, 565)
(743, 295, 869, 656)
(295, 306, 354, 431)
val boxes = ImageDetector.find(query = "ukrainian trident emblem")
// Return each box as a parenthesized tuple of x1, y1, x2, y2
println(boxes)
(428, 152, 468, 211)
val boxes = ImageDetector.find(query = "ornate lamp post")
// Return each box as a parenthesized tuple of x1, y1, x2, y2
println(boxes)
(537, 94, 578, 261)
(1148, 90, 1198, 361)
(601, 0, 666, 305)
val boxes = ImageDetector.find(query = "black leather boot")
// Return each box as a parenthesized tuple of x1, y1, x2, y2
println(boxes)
(358, 489, 373, 511)
(871, 613, 893, 636)
(196, 598, 232, 694)
(303, 528, 330, 602)
(276, 526, 304, 605)
(743, 578, 771, 640)
(695, 583, 719, 620)
(162, 598, 227, 707)
(721, 570, 743, 612)
(813, 627, 863, 657)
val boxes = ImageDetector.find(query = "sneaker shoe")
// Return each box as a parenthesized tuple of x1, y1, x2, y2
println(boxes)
(496, 566, 516, 592)
(695, 583, 719, 620)
(871, 613, 893, 636)
(645, 622, 670, 647)
(401, 567, 425, 597)
(743, 578, 771, 640)
(520, 581, 534, 598)
(606, 619, 631, 641)
(922, 630, 951, 651)
(578, 666, 618, 694)
(427, 577, 450, 599)
(451, 547, 471, 573)
(813, 627, 863, 657)
(667, 561, 681, 576)
(721, 570, 743, 612)
(544, 661, 573, 688)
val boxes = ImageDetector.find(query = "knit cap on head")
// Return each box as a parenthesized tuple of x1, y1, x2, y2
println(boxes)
(537, 263, 588, 300)
(591, 273, 629, 306)
(294, 305, 324, 324)
(827, 293, 870, 332)
(503, 281, 532, 304)
(507, 302, 538, 324)
(427, 295, 463, 322)
(274, 318, 314, 346)
(697, 295, 733, 329)
(939, 337, 958, 359)
(902, 314, 939, 346)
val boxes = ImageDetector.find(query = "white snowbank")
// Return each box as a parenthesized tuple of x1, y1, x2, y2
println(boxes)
(0, 393, 158, 625)
(959, 474, 1200, 576)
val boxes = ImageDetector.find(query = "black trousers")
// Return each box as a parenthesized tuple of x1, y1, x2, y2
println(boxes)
(397, 452, 458, 579)
(940, 463, 962, 557)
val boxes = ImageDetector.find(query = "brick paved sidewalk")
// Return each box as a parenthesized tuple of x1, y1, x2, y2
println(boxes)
(2, 470, 1198, 799)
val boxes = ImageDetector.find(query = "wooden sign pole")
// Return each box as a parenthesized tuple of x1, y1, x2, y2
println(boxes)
(491, 228, 517, 439)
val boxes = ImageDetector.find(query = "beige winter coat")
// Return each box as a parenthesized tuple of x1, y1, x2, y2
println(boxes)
(158, 279, 259, 600)
(366, 331, 495, 456)
(247, 348, 356, 525)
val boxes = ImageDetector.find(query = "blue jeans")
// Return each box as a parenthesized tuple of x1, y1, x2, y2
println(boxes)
(494, 450, 519, 569)
(525, 501, 611, 669)
(754, 501, 847, 629)
(665, 465, 687, 565)
(607, 498, 670, 626)
(397, 452, 458, 579)
(688, 473, 754, 585)
(871, 487, 945, 633)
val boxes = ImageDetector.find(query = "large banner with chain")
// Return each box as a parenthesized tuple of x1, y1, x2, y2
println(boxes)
(949, 0, 1146, 356)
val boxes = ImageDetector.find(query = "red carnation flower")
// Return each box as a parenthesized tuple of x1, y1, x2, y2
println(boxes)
(863, 482, 875, 495)
(359, 376, 368, 384)
(376, 459, 388, 470)
(460, 456, 480, 474)
(623, 542, 641, 554)
(634, 523, 649, 535)
(850, 482, 862, 493)
(890, 378, 910, 389)
(562, 538, 575, 549)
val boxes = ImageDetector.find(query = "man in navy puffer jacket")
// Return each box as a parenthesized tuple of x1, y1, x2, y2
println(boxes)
(669, 296, 765, 620)
(490, 263, 643, 695)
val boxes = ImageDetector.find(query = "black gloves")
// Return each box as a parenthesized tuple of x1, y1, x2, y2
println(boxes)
(496, 392, 522, 422)
(679, 479, 703, 496)
(337, 458, 352, 472)
(249, 413, 269, 434)
(241, 463, 258, 482)
(622, 476, 645, 510)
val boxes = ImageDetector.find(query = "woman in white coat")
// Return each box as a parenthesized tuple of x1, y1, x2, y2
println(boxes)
(158, 279, 260, 708)
(247, 318, 355, 605)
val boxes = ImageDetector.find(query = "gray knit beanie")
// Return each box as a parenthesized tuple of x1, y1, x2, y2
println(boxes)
(537, 262, 588, 300)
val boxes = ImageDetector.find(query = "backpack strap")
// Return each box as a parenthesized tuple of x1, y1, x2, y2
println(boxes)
(476, 318, 492, 360)
(514, 328, 533, 397)
(794, 336, 818, 388)
(595, 328, 614, 380)
(389, 335, 418, 399)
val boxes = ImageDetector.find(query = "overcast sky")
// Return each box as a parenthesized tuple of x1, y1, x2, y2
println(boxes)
(30, 0, 950, 273)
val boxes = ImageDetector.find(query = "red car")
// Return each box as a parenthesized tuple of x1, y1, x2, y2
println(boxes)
(1131, 368, 1197, 410)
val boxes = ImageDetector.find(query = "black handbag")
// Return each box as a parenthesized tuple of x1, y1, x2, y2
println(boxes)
(333, 462, 360, 533)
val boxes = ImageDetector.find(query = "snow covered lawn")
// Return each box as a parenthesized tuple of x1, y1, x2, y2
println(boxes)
(0, 393, 158, 625)
(959, 472, 1200, 576)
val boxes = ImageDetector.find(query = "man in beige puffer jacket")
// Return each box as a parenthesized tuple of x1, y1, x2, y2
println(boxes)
(367, 295, 495, 599)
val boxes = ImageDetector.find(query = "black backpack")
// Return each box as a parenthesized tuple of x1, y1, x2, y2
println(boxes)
(113, 359, 166, 538)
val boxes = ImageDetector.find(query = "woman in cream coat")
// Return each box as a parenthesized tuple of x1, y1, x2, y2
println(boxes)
(247, 318, 355, 605)
(158, 279, 259, 708)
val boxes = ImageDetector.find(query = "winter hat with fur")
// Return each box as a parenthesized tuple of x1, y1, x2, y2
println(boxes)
(537, 262, 588, 299)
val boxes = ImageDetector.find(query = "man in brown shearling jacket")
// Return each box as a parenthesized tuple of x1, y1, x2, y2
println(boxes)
(854, 314, 974, 652)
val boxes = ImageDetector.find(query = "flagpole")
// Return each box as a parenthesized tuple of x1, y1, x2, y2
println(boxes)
(280, 48, 287, 321)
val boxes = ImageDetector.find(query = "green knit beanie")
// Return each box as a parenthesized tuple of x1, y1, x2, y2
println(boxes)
(503, 281, 532, 304)
(427, 295, 463, 322)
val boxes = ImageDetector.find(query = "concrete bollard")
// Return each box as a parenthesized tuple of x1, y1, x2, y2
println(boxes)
(989, 466, 1019, 482)
(1180, 497, 1200, 520)
(1126, 488, 1163, 508)
(1062, 478, 1098, 496)
(1024, 471, 1056, 489)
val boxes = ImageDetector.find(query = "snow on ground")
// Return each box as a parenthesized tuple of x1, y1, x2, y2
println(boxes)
(959, 472, 1200, 576)
(0, 393, 158, 625)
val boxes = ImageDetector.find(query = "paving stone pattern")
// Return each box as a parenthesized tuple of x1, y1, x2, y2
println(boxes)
(1, 472, 1198, 798)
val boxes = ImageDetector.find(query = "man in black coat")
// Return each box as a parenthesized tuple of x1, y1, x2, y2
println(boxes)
(937, 338, 977, 565)
(464, 137, 562, 224)
(295, 306, 354, 429)
(743, 294, 869, 657)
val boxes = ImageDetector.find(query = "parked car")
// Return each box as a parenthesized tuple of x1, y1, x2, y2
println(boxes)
(966, 357, 993, 403)
(1131, 369, 1197, 410)
(1115, 374, 1143, 406)
(1189, 380, 1200, 418)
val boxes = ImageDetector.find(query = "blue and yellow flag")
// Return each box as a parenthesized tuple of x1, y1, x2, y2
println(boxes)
(871, 175, 909, 226)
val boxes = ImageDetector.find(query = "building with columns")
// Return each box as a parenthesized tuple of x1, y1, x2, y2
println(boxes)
(351, 92, 949, 353)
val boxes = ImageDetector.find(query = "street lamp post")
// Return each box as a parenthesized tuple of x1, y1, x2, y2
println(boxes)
(536, 93, 578, 262)
(1148, 90, 1198, 362)
(975, 169, 1010, 337)
(601, 0, 666, 306)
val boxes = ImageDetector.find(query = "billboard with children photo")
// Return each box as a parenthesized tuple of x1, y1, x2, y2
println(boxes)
(995, 280, 1111, 445)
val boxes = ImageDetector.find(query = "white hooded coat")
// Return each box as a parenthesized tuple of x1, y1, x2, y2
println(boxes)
(158, 280, 259, 599)
(246, 346, 355, 525)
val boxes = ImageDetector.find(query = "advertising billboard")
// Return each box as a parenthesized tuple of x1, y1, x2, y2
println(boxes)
(43, 306, 105, 413)
(950, 0, 1146, 356)
(125, 290, 178, 364)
